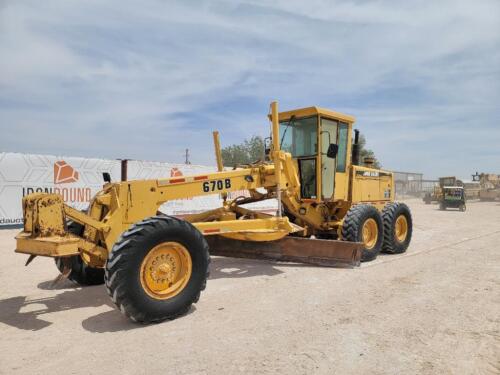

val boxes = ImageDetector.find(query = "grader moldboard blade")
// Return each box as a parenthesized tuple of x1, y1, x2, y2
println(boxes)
(205, 236, 363, 268)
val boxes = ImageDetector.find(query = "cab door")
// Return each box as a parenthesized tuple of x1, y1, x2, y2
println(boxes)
(333, 122, 349, 200)
(320, 118, 338, 199)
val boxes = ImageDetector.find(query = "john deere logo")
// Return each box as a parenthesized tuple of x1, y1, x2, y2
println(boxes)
(54, 160, 79, 184)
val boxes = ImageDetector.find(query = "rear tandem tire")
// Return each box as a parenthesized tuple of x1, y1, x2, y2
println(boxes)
(104, 216, 210, 323)
(55, 221, 105, 286)
(381, 202, 413, 254)
(342, 204, 384, 262)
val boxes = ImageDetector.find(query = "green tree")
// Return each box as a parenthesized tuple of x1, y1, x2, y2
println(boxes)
(221, 133, 381, 169)
(358, 133, 381, 169)
(221, 135, 265, 166)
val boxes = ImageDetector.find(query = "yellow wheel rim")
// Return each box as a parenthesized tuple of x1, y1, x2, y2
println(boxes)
(140, 242, 192, 300)
(362, 218, 378, 249)
(395, 215, 408, 243)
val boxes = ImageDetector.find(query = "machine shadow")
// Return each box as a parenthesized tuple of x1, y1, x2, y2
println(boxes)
(85, 258, 306, 331)
(0, 280, 153, 333)
(0, 259, 314, 333)
(0, 278, 199, 334)
(209, 256, 314, 280)
(0, 283, 115, 331)
(81, 306, 197, 333)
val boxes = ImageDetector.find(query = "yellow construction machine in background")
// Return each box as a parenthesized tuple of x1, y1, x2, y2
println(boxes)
(473, 172, 500, 201)
(15, 101, 413, 323)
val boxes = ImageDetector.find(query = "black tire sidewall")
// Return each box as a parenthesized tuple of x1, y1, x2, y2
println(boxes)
(106, 217, 209, 322)
(383, 203, 412, 254)
(342, 205, 384, 262)
(358, 207, 384, 262)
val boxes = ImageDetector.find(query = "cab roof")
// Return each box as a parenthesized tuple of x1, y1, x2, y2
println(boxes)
(272, 106, 356, 124)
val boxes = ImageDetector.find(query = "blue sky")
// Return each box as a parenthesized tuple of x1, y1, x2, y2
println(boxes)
(1, 0, 499, 179)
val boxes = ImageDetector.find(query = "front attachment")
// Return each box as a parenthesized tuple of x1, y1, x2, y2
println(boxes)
(206, 236, 362, 268)
(15, 193, 80, 257)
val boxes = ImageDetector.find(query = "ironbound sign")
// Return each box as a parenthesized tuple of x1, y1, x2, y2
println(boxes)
(0, 152, 276, 227)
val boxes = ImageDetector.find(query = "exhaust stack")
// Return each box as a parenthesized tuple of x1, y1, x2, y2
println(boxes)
(352, 129, 360, 165)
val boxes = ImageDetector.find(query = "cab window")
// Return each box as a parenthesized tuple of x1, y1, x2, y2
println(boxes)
(336, 122, 348, 172)
(279, 116, 317, 157)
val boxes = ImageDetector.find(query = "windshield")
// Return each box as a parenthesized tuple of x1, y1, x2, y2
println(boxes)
(279, 116, 317, 157)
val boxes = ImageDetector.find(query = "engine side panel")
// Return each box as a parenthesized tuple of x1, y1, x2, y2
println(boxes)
(350, 165, 394, 205)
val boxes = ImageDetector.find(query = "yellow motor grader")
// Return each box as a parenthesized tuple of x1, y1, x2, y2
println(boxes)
(15, 102, 412, 323)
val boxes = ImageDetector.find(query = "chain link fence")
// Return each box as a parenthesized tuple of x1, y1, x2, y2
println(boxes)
(394, 171, 438, 199)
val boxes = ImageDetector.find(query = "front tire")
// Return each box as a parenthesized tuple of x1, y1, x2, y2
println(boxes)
(381, 202, 413, 254)
(342, 204, 384, 262)
(105, 216, 210, 323)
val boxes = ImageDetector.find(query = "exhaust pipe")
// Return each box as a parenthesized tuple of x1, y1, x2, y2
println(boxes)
(352, 129, 360, 166)
(121, 159, 128, 181)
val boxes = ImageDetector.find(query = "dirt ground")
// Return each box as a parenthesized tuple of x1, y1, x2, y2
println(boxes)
(0, 199, 499, 375)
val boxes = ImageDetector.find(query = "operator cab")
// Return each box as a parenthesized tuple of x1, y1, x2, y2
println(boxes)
(277, 107, 355, 201)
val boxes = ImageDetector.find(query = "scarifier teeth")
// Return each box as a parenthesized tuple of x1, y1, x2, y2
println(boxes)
(25, 254, 37, 266)
(49, 258, 72, 288)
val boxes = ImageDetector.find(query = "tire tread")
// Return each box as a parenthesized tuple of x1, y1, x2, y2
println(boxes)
(341, 204, 384, 262)
(105, 216, 210, 323)
(381, 202, 412, 254)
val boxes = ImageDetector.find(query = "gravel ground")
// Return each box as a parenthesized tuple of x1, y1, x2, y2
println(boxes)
(0, 199, 499, 375)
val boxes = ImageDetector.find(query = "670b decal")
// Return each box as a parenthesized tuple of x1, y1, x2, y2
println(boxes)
(203, 179, 231, 192)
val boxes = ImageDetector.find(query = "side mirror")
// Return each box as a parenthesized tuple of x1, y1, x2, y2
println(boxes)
(327, 143, 338, 159)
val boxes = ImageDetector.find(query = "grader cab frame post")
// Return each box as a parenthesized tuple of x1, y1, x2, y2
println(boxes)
(271, 101, 283, 218)
(212, 131, 224, 172)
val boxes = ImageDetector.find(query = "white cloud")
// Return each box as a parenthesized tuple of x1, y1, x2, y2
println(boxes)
(0, 0, 499, 178)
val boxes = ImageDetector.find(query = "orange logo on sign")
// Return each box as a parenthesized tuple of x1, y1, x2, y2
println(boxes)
(170, 168, 183, 177)
(54, 161, 79, 184)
